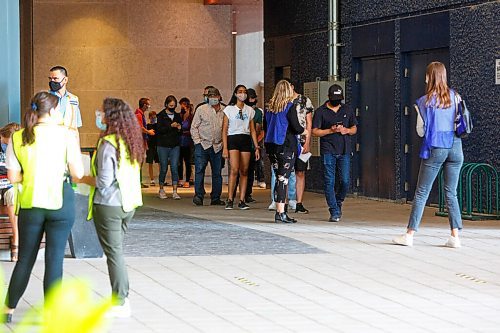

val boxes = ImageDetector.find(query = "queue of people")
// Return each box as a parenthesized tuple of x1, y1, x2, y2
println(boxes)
(1, 61, 465, 323)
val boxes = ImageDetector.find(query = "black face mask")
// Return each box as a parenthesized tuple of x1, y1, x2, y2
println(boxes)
(330, 99, 342, 107)
(167, 107, 176, 113)
(49, 80, 64, 92)
(247, 100, 257, 107)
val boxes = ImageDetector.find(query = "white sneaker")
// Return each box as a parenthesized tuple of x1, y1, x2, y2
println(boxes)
(150, 180, 156, 186)
(172, 192, 181, 200)
(106, 298, 131, 318)
(393, 233, 414, 246)
(268, 202, 276, 210)
(444, 235, 461, 248)
(259, 182, 266, 189)
(288, 200, 297, 210)
(158, 189, 167, 199)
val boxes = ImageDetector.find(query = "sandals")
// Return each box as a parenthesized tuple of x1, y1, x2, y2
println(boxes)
(10, 236, 18, 262)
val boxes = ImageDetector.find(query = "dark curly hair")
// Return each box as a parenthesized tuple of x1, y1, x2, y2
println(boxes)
(101, 98, 145, 166)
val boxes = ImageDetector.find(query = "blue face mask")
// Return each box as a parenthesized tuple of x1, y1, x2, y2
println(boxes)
(95, 111, 107, 131)
(208, 97, 219, 106)
(1, 143, 7, 153)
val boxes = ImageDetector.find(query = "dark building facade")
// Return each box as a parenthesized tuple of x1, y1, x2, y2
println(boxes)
(264, 0, 500, 202)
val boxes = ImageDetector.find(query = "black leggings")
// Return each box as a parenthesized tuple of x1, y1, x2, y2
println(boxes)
(268, 151, 296, 203)
(178, 146, 192, 182)
(5, 183, 75, 308)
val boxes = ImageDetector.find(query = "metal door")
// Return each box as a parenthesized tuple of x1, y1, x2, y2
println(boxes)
(403, 48, 450, 202)
(355, 56, 396, 199)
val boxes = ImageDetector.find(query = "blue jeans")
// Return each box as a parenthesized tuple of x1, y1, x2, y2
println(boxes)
(157, 146, 180, 186)
(194, 144, 222, 201)
(322, 153, 350, 217)
(270, 168, 296, 202)
(408, 137, 463, 231)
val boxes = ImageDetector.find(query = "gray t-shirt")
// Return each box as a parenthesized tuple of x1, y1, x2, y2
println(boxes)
(93, 141, 122, 206)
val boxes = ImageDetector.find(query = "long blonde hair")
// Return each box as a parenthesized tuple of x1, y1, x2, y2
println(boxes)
(268, 80, 294, 113)
(425, 62, 451, 108)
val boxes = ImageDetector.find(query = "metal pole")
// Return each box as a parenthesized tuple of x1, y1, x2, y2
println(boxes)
(328, 0, 339, 81)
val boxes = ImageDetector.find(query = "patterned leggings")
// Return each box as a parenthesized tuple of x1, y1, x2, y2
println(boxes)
(268, 151, 296, 203)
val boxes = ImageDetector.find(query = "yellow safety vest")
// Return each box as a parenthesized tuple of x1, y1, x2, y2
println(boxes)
(87, 135, 142, 220)
(12, 125, 69, 211)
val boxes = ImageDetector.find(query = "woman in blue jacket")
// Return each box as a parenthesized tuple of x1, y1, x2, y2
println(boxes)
(264, 80, 306, 223)
(393, 62, 464, 248)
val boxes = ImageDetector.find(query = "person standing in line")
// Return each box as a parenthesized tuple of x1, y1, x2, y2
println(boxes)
(393, 62, 464, 248)
(312, 84, 357, 222)
(156, 95, 182, 200)
(48, 66, 82, 132)
(135, 98, 155, 188)
(178, 103, 193, 188)
(264, 80, 306, 223)
(232, 88, 262, 203)
(287, 80, 314, 214)
(76, 97, 143, 317)
(222, 85, 260, 210)
(146, 111, 159, 185)
(0, 123, 21, 262)
(190, 87, 225, 206)
(179, 97, 191, 115)
(3, 92, 83, 323)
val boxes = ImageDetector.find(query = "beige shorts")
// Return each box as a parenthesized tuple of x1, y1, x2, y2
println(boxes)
(0, 187, 15, 206)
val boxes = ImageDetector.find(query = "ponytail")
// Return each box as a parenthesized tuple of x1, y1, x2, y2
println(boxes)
(22, 92, 59, 146)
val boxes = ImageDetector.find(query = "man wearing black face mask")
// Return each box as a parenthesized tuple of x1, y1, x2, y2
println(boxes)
(48, 66, 82, 131)
(312, 84, 357, 222)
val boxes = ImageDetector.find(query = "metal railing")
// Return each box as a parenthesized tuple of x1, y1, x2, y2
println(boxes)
(436, 162, 499, 220)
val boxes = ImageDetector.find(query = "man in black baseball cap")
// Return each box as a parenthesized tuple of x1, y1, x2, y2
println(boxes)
(312, 84, 357, 222)
(328, 84, 344, 101)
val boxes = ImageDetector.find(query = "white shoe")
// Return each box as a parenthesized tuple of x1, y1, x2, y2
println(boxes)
(288, 200, 297, 210)
(268, 202, 276, 210)
(150, 180, 156, 186)
(444, 235, 461, 248)
(259, 182, 266, 189)
(393, 233, 413, 246)
(106, 298, 131, 318)
(172, 192, 181, 200)
(158, 189, 167, 199)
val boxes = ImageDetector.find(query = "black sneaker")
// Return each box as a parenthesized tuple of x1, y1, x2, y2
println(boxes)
(238, 201, 250, 210)
(225, 200, 234, 210)
(245, 196, 256, 203)
(210, 199, 225, 206)
(295, 203, 309, 214)
(193, 196, 203, 206)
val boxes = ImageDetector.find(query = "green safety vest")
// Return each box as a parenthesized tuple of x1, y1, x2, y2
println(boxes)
(87, 135, 142, 220)
(12, 125, 69, 211)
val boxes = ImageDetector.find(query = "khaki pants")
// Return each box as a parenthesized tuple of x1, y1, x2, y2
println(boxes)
(93, 204, 134, 304)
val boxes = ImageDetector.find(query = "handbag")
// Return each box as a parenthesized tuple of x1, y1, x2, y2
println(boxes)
(454, 93, 473, 138)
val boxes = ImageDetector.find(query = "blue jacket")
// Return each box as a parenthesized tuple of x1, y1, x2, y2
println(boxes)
(416, 90, 457, 159)
(264, 103, 293, 145)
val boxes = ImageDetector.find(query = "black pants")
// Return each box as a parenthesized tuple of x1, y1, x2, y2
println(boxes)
(233, 150, 256, 200)
(178, 146, 192, 182)
(6, 183, 75, 308)
(268, 151, 296, 203)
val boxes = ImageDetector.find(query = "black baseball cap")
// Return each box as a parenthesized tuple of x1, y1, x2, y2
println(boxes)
(328, 84, 344, 100)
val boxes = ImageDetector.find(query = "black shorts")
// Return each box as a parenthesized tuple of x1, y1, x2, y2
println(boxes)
(295, 158, 309, 172)
(227, 134, 252, 152)
(146, 147, 159, 164)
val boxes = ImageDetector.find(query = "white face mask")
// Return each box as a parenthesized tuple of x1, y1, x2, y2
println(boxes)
(236, 93, 247, 102)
